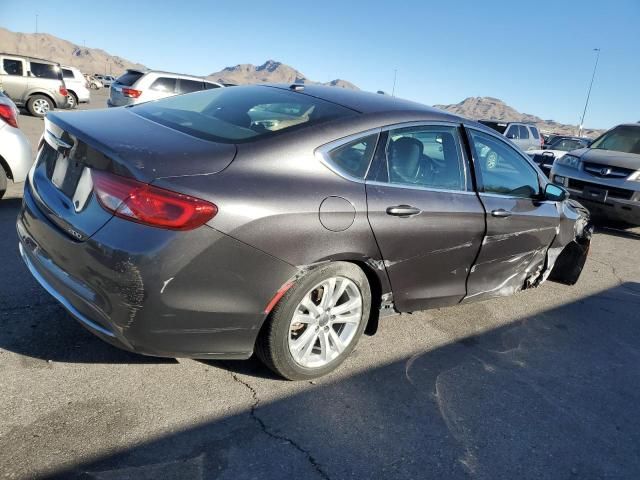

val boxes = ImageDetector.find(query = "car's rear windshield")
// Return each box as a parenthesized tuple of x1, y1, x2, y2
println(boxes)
(116, 71, 144, 86)
(479, 120, 508, 134)
(131, 85, 358, 144)
(590, 125, 640, 155)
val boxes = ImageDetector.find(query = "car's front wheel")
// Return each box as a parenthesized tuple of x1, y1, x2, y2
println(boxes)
(256, 262, 371, 380)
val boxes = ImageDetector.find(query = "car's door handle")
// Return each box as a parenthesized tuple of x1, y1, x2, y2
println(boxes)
(386, 205, 422, 217)
(491, 209, 512, 218)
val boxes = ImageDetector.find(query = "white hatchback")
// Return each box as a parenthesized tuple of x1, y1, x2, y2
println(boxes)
(61, 65, 91, 109)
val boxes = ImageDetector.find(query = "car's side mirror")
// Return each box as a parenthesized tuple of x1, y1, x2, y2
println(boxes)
(544, 183, 568, 201)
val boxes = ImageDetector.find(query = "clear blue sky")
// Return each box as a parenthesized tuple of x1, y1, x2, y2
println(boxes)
(1, 0, 639, 129)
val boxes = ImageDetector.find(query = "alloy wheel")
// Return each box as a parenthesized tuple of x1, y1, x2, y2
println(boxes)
(288, 276, 362, 369)
(33, 99, 50, 115)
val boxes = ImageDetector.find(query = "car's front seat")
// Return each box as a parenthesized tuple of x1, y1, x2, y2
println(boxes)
(388, 137, 425, 184)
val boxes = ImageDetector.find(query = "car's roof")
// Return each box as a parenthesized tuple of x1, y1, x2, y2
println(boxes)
(0, 52, 60, 65)
(125, 68, 221, 83)
(265, 83, 463, 120)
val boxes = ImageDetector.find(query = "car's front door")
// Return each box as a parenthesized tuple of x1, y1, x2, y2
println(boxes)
(365, 123, 486, 312)
(464, 127, 560, 302)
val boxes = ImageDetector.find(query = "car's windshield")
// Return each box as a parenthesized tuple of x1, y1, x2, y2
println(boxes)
(590, 125, 640, 155)
(132, 85, 357, 143)
(550, 138, 584, 151)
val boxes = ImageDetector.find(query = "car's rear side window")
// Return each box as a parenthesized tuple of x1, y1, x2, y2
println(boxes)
(132, 85, 358, 144)
(3, 59, 23, 76)
(62, 69, 74, 79)
(116, 71, 144, 86)
(326, 134, 378, 179)
(529, 126, 540, 139)
(205, 82, 221, 90)
(150, 77, 177, 93)
(30, 62, 60, 79)
(178, 79, 204, 94)
(518, 125, 530, 139)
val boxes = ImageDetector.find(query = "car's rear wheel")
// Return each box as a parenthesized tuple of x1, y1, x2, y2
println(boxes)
(256, 262, 371, 380)
(27, 95, 53, 118)
(67, 92, 78, 109)
(0, 167, 7, 199)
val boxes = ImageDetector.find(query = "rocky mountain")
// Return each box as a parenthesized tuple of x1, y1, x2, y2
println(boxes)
(434, 96, 603, 138)
(0, 27, 145, 75)
(207, 60, 359, 90)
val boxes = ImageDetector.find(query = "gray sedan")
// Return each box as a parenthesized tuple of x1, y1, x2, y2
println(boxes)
(17, 84, 592, 379)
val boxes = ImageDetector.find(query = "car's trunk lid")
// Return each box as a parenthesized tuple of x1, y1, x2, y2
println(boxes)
(30, 108, 236, 240)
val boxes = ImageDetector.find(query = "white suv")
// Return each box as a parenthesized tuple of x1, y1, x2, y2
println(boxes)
(479, 121, 543, 151)
(61, 65, 91, 108)
(107, 70, 224, 107)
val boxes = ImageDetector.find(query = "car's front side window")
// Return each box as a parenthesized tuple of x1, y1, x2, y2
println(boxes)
(382, 125, 466, 191)
(505, 125, 519, 139)
(470, 129, 541, 198)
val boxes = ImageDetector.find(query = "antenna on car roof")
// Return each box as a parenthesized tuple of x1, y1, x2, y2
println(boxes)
(289, 84, 304, 92)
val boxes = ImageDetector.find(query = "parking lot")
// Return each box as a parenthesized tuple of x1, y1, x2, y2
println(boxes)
(1, 91, 640, 479)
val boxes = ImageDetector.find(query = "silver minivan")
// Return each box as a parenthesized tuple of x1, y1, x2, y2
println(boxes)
(0, 53, 69, 117)
(107, 69, 223, 107)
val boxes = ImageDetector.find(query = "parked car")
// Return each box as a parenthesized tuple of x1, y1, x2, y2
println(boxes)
(0, 53, 69, 117)
(107, 69, 224, 107)
(95, 75, 116, 88)
(61, 65, 91, 109)
(528, 137, 592, 175)
(0, 90, 32, 198)
(85, 75, 102, 90)
(17, 85, 592, 380)
(551, 123, 640, 225)
(479, 120, 543, 151)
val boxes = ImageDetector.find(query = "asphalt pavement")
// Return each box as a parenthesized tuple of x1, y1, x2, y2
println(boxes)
(1, 90, 639, 479)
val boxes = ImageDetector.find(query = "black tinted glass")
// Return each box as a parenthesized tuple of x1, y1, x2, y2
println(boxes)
(30, 62, 60, 79)
(205, 82, 221, 90)
(178, 79, 204, 94)
(133, 85, 357, 144)
(150, 77, 177, 93)
(3, 59, 23, 76)
(116, 71, 144, 86)
(62, 69, 74, 79)
(470, 130, 540, 198)
(328, 134, 378, 179)
(519, 125, 530, 139)
(530, 126, 540, 139)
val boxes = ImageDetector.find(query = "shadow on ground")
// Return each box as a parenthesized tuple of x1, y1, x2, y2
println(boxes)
(3, 282, 635, 480)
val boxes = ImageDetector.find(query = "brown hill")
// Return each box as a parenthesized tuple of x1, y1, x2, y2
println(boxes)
(0, 27, 145, 75)
(434, 96, 603, 138)
(207, 60, 359, 89)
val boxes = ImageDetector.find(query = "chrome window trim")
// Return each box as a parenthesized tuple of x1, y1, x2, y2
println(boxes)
(366, 180, 477, 195)
(315, 127, 382, 184)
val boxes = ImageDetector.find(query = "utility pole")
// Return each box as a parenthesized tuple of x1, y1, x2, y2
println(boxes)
(391, 69, 397, 97)
(35, 14, 39, 56)
(579, 48, 600, 136)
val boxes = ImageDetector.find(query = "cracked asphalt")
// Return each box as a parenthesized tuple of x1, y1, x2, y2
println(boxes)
(1, 92, 640, 479)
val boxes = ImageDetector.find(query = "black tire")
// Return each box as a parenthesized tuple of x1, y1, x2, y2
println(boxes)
(27, 94, 53, 118)
(0, 167, 6, 200)
(67, 92, 78, 109)
(255, 262, 371, 380)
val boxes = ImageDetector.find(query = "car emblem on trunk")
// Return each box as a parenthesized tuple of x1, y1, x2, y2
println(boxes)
(600, 167, 612, 176)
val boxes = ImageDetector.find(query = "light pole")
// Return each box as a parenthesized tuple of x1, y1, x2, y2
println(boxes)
(35, 14, 39, 56)
(579, 48, 600, 136)
(391, 69, 397, 97)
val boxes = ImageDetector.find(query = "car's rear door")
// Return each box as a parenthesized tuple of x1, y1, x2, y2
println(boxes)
(464, 126, 560, 302)
(365, 123, 485, 312)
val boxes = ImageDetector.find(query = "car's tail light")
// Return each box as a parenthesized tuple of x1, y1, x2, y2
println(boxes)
(91, 170, 217, 230)
(59, 86, 68, 96)
(122, 87, 142, 98)
(0, 104, 18, 128)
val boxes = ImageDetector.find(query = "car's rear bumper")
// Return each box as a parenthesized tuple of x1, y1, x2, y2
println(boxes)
(550, 167, 640, 225)
(17, 182, 299, 359)
(0, 123, 33, 183)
